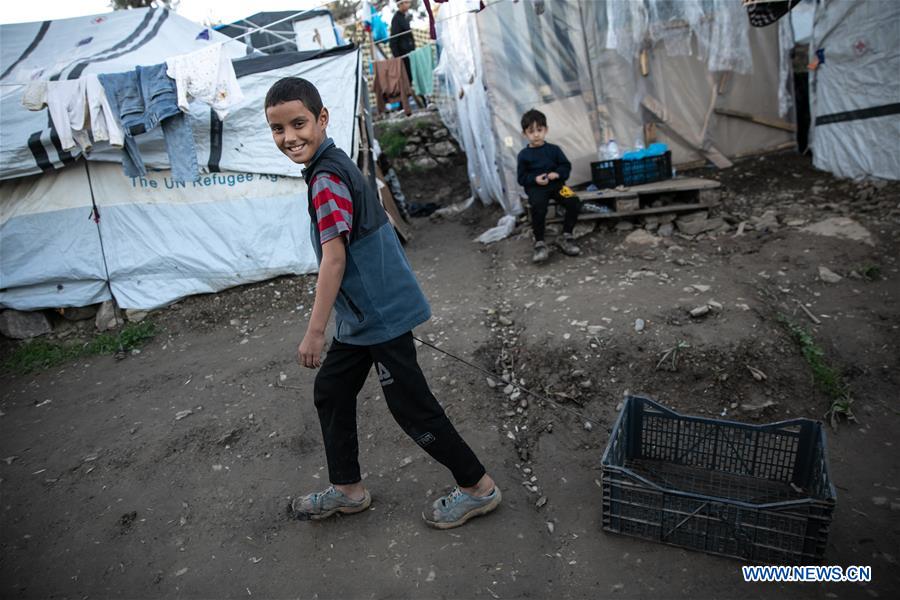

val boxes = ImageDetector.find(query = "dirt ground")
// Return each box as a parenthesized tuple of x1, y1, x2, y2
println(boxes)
(2, 152, 899, 599)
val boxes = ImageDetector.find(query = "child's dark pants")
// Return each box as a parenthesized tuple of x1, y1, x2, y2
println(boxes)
(313, 331, 486, 487)
(527, 182, 581, 242)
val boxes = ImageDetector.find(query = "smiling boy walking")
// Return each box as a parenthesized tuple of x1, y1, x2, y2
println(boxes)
(264, 77, 500, 528)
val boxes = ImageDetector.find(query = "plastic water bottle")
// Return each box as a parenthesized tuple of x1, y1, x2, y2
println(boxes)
(634, 136, 645, 152)
(598, 144, 606, 162)
(607, 139, 620, 159)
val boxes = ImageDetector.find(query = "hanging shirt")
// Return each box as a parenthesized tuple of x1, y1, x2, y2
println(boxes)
(45, 79, 91, 152)
(166, 42, 244, 120)
(24, 76, 123, 150)
(310, 172, 353, 244)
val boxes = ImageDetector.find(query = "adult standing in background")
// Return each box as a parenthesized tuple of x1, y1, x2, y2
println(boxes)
(390, 0, 416, 90)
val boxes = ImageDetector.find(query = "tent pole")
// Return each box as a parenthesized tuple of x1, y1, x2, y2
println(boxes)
(83, 159, 126, 357)
(361, 58, 378, 190)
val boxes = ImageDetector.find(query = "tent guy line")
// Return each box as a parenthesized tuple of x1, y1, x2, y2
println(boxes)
(412, 334, 604, 428)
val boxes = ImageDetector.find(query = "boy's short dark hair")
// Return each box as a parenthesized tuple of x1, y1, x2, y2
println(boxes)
(264, 77, 324, 116)
(521, 109, 547, 132)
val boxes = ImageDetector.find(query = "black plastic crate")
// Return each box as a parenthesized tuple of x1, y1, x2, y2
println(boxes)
(590, 151, 673, 189)
(590, 159, 620, 190)
(601, 396, 836, 563)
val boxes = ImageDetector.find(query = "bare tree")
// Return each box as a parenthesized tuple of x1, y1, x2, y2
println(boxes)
(328, 0, 362, 23)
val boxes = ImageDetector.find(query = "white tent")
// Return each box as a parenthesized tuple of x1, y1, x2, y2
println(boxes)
(0, 8, 363, 311)
(808, 0, 900, 180)
(435, 0, 797, 215)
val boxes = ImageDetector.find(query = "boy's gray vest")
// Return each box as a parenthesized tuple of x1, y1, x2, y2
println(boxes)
(303, 140, 431, 345)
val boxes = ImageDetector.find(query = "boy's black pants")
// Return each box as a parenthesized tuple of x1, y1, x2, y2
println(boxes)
(527, 182, 581, 242)
(313, 331, 486, 488)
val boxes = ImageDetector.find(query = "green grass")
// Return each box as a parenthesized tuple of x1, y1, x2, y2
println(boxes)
(656, 340, 690, 372)
(780, 316, 855, 428)
(860, 264, 881, 281)
(2, 340, 84, 374)
(3, 320, 158, 375)
(378, 126, 408, 158)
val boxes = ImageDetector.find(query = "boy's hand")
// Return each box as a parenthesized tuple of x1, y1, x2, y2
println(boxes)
(535, 173, 549, 186)
(298, 330, 325, 368)
(548, 172, 560, 181)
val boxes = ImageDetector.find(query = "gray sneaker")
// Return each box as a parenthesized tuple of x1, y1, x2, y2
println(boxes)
(532, 242, 550, 263)
(289, 485, 371, 521)
(423, 486, 501, 529)
(556, 235, 581, 256)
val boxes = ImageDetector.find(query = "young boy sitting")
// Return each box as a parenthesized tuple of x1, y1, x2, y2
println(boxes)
(516, 109, 582, 263)
(264, 77, 500, 529)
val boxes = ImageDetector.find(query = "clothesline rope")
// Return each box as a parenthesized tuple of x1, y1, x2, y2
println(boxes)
(224, 5, 326, 44)
(372, 41, 435, 63)
(1, 0, 510, 87)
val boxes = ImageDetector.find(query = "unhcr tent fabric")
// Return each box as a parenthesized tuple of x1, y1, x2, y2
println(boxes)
(0, 165, 315, 310)
(0, 9, 363, 311)
(809, 0, 900, 180)
(0, 10, 359, 181)
(436, 0, 797, 214)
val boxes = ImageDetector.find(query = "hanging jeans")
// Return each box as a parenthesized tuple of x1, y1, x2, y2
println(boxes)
(99, 63, 199, 183)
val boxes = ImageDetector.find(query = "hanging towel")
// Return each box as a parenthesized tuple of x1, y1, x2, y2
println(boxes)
(373, 58, 413, 116)
(408, 46, 434, 97)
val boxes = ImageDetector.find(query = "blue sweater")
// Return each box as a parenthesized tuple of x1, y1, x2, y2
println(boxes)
(517, 143, 571, 189)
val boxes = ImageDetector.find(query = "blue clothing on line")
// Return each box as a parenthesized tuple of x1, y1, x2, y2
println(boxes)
(371, 14, 388, 42)
(98, 63, 199, 183)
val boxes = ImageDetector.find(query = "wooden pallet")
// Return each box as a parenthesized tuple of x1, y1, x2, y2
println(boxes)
(542, 176, 721, 224)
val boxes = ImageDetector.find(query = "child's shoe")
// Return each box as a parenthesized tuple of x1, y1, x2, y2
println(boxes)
(422, 486, 501, 529)
(556, 234, 581, 257)
(288, 485, 371, 521)
(532, 241, 549, 263)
